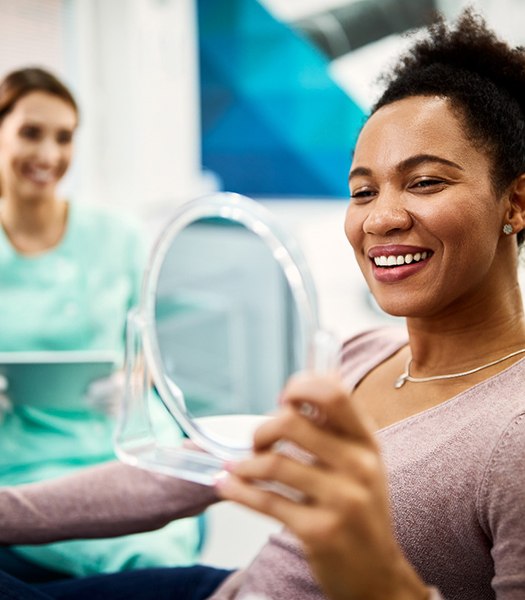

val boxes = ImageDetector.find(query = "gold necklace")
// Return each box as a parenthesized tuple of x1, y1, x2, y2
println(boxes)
(394, 347, 525, 389)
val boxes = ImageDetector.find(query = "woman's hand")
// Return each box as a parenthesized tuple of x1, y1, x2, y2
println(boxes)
(215, 372, 429, 600)
(85, 370, 125, 416)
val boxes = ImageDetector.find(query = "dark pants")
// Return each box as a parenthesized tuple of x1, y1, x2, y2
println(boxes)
(0, 565, 233, 600)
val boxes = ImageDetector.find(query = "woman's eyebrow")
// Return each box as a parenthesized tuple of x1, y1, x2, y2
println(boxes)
(348, 153, 464, 182)
(348, 166, 372, 181)
(398, 153, 464, 172)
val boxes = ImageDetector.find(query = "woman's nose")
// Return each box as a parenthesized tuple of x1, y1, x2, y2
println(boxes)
(362, 192, 413, 235)
(35, 137, 61, 164)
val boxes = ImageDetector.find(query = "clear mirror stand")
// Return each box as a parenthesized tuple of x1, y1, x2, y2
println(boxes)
(114, 193, 339, 486)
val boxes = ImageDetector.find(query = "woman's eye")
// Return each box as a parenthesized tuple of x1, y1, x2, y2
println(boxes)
(350, 189, 376, 202)
(411, 178, 446, 191)
(57, 130, 73, 144)
(19, 125, 41, 140)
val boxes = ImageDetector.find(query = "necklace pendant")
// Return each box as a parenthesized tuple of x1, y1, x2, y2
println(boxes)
(394, 373, 408, 389)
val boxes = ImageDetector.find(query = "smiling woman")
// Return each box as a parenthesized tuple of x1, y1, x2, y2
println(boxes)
(0, 68, 202, 580)
(0, 99, 74, 253)
(346, 94, 507, 314)
(0, 70, 77, 253)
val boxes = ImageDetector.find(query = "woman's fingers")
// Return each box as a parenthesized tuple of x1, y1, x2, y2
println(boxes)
(253, 369, 382, 478)
(252, 407, 382, 487)
(225, 450, 330, 504)
(278, 371, 377, 442)
(216, 454, 389, 560)
(216, 468, 315, 529)
(216, 465, 369, 543)
(222, 450, 376, 512)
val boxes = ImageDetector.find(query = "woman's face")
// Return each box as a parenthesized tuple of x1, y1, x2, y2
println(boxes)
(0, 91, 77, 202)
(345, 95, 512, 319)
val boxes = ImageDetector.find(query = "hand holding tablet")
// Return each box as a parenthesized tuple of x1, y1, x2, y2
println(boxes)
(0, 350, 119, 411)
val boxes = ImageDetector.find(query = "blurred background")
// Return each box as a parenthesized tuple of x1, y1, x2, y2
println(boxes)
(1, 0, 524, 339)
(1, 0, 524, 572)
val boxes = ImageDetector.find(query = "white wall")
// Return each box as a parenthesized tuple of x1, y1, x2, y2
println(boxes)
(64, 0, 212, 212)
(0, 0, 64, 77)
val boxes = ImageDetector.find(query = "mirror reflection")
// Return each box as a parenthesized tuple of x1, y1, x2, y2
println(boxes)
(117, 192, 320, 481)
(153, 216, 305, 448)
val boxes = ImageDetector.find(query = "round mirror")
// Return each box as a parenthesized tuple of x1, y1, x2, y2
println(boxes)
(116, 192, 324, 484)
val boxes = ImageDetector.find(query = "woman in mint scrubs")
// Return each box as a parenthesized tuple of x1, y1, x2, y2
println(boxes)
(0, 67, 201, 579)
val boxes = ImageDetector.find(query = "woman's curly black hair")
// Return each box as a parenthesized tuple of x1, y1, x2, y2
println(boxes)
(372, 8, 525, 245)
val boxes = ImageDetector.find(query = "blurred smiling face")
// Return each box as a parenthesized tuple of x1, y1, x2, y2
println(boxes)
(0, 91, 77, 202)
(344, 95, 511, 319)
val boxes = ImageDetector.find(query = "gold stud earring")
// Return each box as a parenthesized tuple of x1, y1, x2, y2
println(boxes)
(503, 223, 513, 235)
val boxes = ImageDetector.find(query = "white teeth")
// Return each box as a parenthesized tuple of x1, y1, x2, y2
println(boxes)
(373, 251, 431, 267)
(28, 167, 54, 183)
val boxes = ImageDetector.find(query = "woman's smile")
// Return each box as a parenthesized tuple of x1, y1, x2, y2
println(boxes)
(368, 244, 434, 282)
(21, 163, 58, 186)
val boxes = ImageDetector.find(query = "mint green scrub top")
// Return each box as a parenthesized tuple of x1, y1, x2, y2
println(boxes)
(0, 202, 201, 576)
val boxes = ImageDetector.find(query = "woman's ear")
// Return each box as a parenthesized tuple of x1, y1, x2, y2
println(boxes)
(505, 174, 525, 233)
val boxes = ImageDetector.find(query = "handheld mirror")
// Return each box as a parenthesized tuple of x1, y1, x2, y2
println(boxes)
(115, 192, 336, 485)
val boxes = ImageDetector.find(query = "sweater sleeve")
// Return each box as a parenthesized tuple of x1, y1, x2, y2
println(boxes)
(477, 413, 525, 598)
(0, 461, 218, 545)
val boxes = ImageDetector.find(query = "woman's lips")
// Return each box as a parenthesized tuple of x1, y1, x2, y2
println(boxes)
(368, 246, 433, 283)
(23, 165, 57, 185)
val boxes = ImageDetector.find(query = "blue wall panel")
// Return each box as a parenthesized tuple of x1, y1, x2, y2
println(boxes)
(198, 0, 366, 197)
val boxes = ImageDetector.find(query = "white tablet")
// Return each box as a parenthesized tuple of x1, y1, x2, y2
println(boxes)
(0, 350, 120, 411)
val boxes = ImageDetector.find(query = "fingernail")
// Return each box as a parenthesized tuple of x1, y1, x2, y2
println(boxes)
(213, 470, 230, 490)
(222, 460, 238, 473)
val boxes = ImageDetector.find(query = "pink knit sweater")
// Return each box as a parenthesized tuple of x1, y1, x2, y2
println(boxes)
(2, 328, 524, 599)
(210, 328, 525, 599)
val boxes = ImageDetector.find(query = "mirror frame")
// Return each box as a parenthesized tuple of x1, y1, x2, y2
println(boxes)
(140, 192, 319, 460)
(115, 192, 336, 485)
